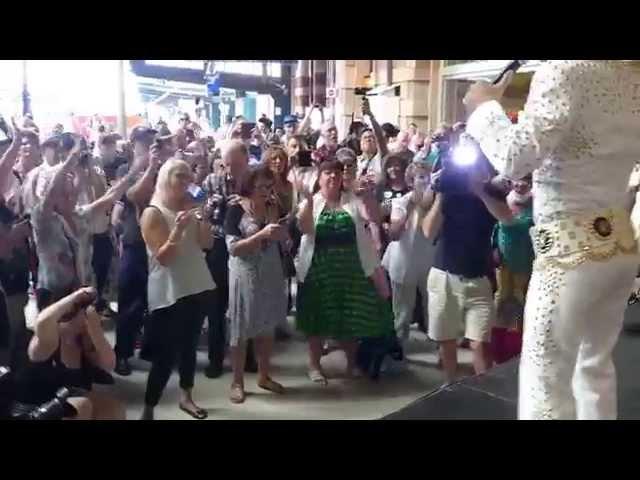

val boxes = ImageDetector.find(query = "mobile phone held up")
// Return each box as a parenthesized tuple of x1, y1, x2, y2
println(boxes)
(240, 122, 256, 140)
(296, 150, 313, 168)
(492, 60, 525, 85)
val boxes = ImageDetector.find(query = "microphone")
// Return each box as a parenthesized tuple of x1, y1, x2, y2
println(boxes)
(492, 60, 526, 85)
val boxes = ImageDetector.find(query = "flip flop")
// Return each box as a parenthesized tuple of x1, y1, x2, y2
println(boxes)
(258, 377, 285, 394)
(308, 369, 328, 386)
(230, 384, 246, 404)
(179, 403, 208, 420)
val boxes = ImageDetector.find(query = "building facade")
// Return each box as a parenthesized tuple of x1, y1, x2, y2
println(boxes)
(298, 60, 543, 139)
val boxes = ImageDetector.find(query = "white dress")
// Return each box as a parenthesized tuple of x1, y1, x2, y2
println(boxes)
(225, 204, 287, 346)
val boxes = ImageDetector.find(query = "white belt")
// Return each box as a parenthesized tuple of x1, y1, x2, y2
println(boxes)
(530, 208, 638, 270)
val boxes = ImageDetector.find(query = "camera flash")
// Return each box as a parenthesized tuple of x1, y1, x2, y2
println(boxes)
(452, 144, 478, 167)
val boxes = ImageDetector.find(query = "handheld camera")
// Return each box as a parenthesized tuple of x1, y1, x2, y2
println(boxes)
(431, 133, 486, 195)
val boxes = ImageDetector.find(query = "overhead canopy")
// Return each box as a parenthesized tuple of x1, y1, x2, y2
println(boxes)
(130, 61, 289, 97)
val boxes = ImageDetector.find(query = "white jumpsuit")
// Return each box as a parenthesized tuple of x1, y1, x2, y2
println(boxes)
(467, 61, 640, 420)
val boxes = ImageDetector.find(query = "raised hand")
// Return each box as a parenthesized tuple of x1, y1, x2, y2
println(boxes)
(174, 210, 194, 234)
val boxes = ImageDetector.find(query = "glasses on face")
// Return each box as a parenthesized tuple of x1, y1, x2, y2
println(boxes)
(343, 164, 356, 173)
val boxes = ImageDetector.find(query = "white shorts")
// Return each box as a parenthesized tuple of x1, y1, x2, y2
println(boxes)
(427, 268, 494, 343)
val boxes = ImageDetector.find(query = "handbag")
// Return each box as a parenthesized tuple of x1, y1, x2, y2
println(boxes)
(278, 243, 297, 279)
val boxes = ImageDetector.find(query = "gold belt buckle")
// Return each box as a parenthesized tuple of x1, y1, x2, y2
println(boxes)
(591, 216, 613, 240)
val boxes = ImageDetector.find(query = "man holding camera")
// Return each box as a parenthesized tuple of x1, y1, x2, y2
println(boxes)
(202, 139, 258, 377)
(357, 98, 389, 182)
(112, 126, 167, 376)
(422, 134, 513, 385)
(464, 61, 640, 420)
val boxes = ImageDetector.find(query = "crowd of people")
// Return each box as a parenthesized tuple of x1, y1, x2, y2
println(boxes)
(0, 97, 541, 420)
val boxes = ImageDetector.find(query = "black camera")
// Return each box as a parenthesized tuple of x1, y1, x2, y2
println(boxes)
(293, 150, 313, 168)
(0, 366, 78, 420)
(206, 190, 227, 226)
(431, 137, 486, 195)
(24, 388, 72, 420)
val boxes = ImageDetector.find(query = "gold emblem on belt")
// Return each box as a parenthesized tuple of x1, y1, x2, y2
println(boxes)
(534, 229, 554, 254)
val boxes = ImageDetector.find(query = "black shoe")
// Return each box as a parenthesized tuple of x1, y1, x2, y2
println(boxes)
(275, 326, 291, 341)
(115, 357, 132, 376)
(205, 363, 223, 379)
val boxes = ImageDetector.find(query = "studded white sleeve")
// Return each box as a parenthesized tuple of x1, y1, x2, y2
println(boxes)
(466, 62, 576, 181)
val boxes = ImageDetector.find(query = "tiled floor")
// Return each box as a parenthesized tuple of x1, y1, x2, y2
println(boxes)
(108, 319, 475, 420)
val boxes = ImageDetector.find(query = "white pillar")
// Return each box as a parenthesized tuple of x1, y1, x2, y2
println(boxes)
(117, 60, 127, 137)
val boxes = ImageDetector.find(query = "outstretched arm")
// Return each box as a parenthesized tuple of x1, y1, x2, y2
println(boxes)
(0, 119, 27, 198)
(465, 62, 576, 180)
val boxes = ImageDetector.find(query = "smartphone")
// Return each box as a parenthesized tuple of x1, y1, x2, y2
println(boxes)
(278, 215, 290, 225)
(240, 122, 256, 139)
(297, 150, 313, 168)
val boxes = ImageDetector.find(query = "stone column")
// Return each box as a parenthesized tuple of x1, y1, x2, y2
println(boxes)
(294, 60, 311, 116)
(393, 60, 431, 133)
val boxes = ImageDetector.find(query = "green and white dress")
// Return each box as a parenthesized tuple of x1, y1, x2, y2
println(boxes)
(296, 209, 393, 339)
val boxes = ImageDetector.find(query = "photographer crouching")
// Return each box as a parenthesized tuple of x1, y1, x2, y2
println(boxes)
(6, 287, 125, 419)
(422, 131, 513, 384)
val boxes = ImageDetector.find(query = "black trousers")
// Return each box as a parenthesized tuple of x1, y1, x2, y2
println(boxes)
(114, 243, 148, 360)
(92, 233, 114, 310)
(205, 238, 228, 367)
(144, 291, 210, 407)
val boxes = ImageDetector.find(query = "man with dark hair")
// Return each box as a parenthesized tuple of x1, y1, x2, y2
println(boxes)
(357, 99, 389, 181)
(381, 122, 400, 144)
(98, 134, 128, 185)
(112, 126, 162, 376)
(422, 138, 513, 385)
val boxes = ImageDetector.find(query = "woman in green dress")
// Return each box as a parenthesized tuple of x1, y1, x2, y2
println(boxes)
(296, 160, 394, 385)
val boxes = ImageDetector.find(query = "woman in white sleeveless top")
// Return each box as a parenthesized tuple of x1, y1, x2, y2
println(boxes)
(139, 159, 216, 420)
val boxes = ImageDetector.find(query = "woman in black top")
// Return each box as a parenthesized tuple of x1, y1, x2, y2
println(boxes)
(13, 287, 125, 419)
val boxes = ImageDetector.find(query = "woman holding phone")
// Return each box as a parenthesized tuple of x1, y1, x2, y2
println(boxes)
(139, 158, 216, 420)
(224, 165, 288, 404)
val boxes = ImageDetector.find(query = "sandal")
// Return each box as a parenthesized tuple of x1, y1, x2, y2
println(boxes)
(229, 384, 246, 404)
(258, 377, 285, 394)
(179, 402, 208, 420)
(308, 369, 328, 386)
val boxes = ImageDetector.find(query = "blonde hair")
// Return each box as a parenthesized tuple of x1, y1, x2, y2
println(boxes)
(150, 158, 191, 207)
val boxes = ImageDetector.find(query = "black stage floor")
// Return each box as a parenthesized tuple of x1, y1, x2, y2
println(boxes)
(385, 304, 640, 420)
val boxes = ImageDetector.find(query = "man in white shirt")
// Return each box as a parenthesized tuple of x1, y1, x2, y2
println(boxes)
(356, 98, 389, 181)
(465, 61, 640, 420)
